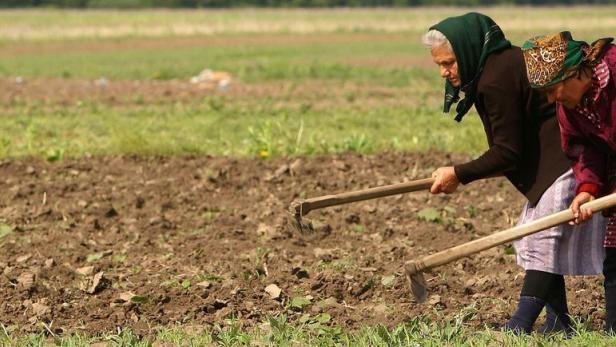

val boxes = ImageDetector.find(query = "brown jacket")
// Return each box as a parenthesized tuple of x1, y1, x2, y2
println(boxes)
(453, 46, 571, 205)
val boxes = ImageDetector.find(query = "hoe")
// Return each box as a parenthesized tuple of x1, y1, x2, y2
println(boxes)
(405, 192, 616, 302)
(288, 178, 434, 233)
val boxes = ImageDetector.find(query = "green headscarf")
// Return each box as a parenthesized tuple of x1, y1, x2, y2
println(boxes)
(522, 31, 613, 88)
(430, 12, 511, 122)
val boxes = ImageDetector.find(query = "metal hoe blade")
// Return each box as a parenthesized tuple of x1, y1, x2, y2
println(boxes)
(405, 261, 428, 303)
(286, 199, 315, 234)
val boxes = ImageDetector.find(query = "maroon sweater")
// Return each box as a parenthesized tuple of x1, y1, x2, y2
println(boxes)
(558, 44, 616, 197)
(453, 46, 571, 205)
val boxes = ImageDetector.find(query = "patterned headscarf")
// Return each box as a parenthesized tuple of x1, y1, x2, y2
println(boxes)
(522, 31, 613, 89)
(430, 13, 511, 122)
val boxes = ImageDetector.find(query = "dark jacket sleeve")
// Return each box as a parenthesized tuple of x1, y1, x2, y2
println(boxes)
(454, 59, 525, 184)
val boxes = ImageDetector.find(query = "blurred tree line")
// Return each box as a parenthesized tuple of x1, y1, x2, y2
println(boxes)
(2, 0, 615, 7)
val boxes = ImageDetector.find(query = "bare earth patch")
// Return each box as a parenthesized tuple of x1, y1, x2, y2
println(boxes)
(0, 33, 412, 57)
(0, 152, 605, 336)
(0, 77, 440, 111)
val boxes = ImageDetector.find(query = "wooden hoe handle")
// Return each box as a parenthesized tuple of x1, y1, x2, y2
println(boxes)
(412, 192, 616, 272)
(295, 178, 434, 216)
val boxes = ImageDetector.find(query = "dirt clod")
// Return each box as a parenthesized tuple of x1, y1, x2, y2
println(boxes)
(265, 284, 282, 299)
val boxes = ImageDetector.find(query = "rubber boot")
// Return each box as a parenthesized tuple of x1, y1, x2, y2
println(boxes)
(605, 284, 616, 334)
(538, 303, 573, 336)
(538, 277, 573, 336)
(503, 296, 546, 334)
(603, 248, 616, 333)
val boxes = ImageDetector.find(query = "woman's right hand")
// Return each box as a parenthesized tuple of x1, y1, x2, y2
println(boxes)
(570, 192, 595, 225)
(429, 166, 460, 194)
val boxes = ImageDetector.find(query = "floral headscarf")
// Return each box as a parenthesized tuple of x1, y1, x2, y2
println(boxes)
(522, 31, 613, 89)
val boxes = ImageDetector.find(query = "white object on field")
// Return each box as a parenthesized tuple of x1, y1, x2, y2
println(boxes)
(94, 77, 109, 87)
(189, 68, 232, 90)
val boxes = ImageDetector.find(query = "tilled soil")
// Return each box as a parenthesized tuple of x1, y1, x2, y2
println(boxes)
(0, 152, 606, 336)
(0, 77, 433, 112)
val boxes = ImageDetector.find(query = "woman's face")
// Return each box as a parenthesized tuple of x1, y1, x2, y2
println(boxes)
(542, 74, 591, 109)
(431, 45, 460, 87)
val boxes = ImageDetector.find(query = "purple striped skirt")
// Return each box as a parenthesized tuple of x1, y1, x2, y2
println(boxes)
(514, 169, 606, 275)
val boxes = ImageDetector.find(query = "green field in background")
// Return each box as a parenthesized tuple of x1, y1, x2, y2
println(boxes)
(0, 7, 614, 160)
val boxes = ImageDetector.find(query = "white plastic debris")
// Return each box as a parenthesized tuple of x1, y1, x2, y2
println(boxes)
(189, 68, 232, 90)
(94, 77, 109, 87)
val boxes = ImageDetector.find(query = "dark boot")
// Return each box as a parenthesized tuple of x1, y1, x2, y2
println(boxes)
(503, 296, 546, 334)
(538, 303, 573, 335)
(605, 284, 616, 333)
(538, 276, 573, 336)
(603, 248, 616, 333)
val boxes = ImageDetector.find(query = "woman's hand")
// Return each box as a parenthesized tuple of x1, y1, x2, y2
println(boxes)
(430, 167, 460, 194)
(570, 192, 595, 225)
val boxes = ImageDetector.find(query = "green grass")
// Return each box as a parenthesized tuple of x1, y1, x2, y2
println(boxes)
(0, 101, 486, 158)
(0, 37, 425, 82)
(3, 315, 616, 346)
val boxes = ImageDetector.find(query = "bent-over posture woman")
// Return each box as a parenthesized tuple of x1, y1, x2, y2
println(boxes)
(522, 31, 616, 331)
(423, 14, 606, 334)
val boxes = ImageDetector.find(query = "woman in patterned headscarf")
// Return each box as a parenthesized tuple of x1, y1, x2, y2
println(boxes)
(423, 14, 606, 335)
(523, 31, 616, 331)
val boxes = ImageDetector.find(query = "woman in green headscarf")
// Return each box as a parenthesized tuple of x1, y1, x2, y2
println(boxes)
(423, 13, 606, 334)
